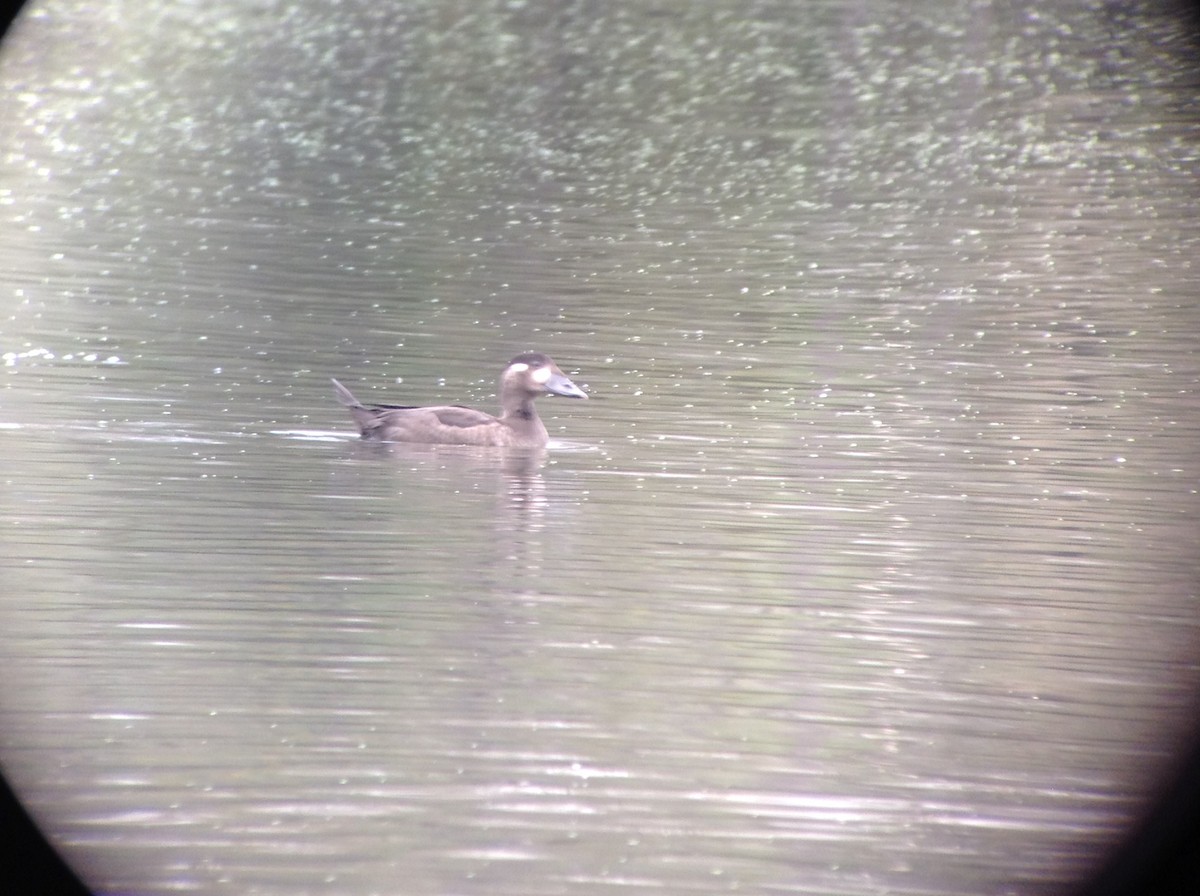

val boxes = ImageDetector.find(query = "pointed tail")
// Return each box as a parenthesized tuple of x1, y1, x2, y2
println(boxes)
(331, 378, 362, 408)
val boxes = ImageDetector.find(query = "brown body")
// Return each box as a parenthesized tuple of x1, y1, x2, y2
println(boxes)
(332, 353, 586, 447)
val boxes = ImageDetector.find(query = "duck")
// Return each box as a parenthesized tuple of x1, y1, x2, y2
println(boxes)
(332, 352, 587, 447)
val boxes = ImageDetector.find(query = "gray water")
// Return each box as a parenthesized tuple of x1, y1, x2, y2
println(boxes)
(2, 1, 1200, 894)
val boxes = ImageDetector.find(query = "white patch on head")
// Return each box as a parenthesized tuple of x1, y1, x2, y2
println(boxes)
(531, 365, 553, 384)
(508, 362, 529, 373)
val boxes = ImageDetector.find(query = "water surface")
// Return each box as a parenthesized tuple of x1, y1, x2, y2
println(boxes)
(2, 1, 1200, 894)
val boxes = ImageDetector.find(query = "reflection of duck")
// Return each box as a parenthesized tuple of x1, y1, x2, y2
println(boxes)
(332, 353, 587, 447)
